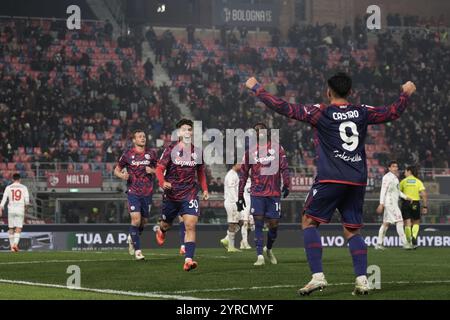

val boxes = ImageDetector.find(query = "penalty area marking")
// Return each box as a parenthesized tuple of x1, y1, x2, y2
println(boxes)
(0, 279, 203, 300)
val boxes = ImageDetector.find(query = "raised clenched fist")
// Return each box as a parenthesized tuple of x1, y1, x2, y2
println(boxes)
(246, 77, 259, 90)
(402, 81, 416, 96)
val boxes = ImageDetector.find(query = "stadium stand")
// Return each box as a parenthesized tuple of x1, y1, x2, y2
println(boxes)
(0, 17, 181, 190)
(1, 16, 449, 192)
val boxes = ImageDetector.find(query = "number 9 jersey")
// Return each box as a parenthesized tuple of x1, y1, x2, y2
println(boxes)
(254, 88, 410, 186)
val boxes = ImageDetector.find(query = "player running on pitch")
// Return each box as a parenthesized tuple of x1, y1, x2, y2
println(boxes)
(0, 173, 30, 252)
(238, 123, 291, 266)
(114, 129, 157, 261)
(246, 72, 416, 295)
(375, 161, 413, 250)
(154, 119, 209, 271)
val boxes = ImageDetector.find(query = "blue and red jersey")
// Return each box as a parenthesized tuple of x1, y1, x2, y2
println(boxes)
(117, 147, 158, 196)
(156, 142, 208, 201)
(254, 88, 409, 185)
(239, 142, 290, 197)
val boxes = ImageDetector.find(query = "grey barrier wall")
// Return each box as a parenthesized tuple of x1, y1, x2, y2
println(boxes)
(1, 224, 449, 251)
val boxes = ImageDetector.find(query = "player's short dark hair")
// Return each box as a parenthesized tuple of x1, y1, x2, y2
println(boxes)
(131, 129, 145, 139)
(405, 166, 417, 176)
(327, 72, 352, 98)
(176, 119, 194, 129)
(388, 160, 398, 168)
(12, 173, 21, 181)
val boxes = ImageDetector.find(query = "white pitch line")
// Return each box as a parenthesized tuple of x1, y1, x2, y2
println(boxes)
(157, 280, 450, 295)
(0, 253, 228, 265)
(57, 251, 230, 259)
(0, 279, 203, 300)
(0, 258, 152, 265)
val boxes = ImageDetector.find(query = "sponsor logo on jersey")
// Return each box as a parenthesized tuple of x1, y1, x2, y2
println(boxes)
(333, 150, 362, 162)
(253, 155, 276, 164)
(174, 158, 197, 167)
(131, 160, 151, 166)
(253, 150, 276, 164)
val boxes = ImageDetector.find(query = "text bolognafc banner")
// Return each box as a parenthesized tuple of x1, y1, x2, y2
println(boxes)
(213, 0, 279, 27)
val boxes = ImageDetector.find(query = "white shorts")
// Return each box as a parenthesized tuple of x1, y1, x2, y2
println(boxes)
(224, 202, 241, 224)
(383, 206, 403, 224)
(8, 211, 25, 228)
(241, 195, 251, 221)
(241, 206, 251, 221)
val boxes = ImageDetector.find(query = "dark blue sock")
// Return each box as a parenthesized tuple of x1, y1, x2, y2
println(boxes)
(179, 222, 186, 246)
(254, 219, 264, 256)
(303, 227, 323, 274)
(184, 241, 195, 259)
(267, 227, 278, 250)
(129, 225, 141, 250)
(348, 234, 367, 277)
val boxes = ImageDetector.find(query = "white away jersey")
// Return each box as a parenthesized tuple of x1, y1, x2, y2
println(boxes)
(224, 169, 239, 204)
(379, 172, 407, 207)
(0, 182, 30, 212)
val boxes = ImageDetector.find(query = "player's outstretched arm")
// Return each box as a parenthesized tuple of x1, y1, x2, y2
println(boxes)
(245, 77, 319, 124)
(367, 81, 416, 124)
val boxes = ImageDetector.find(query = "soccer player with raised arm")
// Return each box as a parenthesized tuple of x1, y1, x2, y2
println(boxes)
(375, 161, 413, 250)
(0, 173, 30, 252)
(154, 119, 209, 271)
(238, 123, 291, 266)
(246, 73, 416, 295)
(114, 129, 157, 261)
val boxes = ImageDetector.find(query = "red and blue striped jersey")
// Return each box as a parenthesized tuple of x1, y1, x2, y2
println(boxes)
(239, 142, 290, 197)
(117, 147, 157, 196)
(157, 142, 208, 201)
(254, 88, 409, 185)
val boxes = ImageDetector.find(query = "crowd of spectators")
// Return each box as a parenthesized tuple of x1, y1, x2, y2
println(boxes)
(161, 17, 449, 176)
(386, 14, 448, 28)
(0, 18, 182, 190)
(0, 16, 449, 193)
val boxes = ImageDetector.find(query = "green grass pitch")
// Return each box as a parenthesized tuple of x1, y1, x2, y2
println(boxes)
(0, 248, 449, 300)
